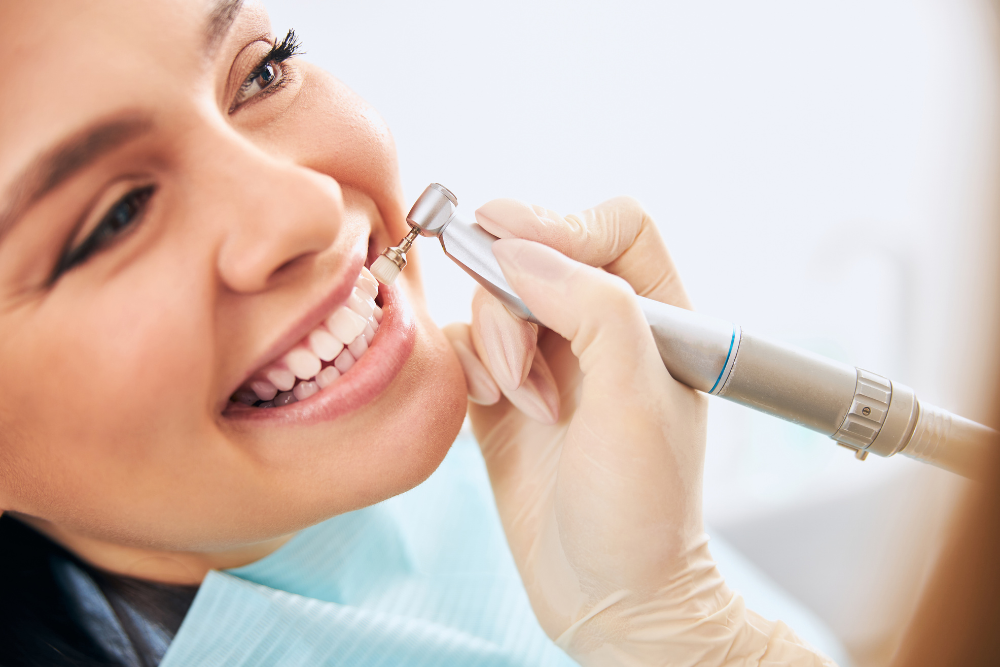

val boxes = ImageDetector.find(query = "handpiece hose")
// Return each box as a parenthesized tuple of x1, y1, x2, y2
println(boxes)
(394, 184, 997, 479)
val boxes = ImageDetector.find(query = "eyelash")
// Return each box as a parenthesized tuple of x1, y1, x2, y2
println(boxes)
(231, 29, 303, 112)
(53, 185, 155, 279)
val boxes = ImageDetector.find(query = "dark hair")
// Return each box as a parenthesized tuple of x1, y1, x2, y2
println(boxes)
(0, 515, 196, 667)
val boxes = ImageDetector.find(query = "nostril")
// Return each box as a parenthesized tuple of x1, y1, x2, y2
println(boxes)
(274, 257, 299, 274)
(272, 248, 322, 279)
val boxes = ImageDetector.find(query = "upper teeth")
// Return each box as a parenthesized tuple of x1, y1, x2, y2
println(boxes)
(239, 267, 383, 407)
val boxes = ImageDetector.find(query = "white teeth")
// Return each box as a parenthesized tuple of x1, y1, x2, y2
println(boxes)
(250, 380, 278, 401)
(308, 327, 344, 362)
(357, 267, 379, 299)
(266, 368, 296, 392)
(334, 349, 355, 373)
(326, 306, 367, 344)
(293, 381, 319, 401)
(284, 347, 322, 381)
(239, 284, 387, 408)
(346, 287, 375, 319)
(316, 366, 341, 388)
(348, 334, 368, 358)
(274, 391, 297, 406)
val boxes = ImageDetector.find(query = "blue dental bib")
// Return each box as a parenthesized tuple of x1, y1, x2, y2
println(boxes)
(160, 436, 577, 667)
(159, 435, 850, 667)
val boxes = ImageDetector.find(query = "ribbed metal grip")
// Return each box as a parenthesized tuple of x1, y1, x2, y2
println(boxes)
(832, 369, 892, 450)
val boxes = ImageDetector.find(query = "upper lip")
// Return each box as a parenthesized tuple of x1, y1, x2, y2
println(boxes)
(220, 249, 367, 412)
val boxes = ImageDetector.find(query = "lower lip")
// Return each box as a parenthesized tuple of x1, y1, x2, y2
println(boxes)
(223, 283, 416, 425)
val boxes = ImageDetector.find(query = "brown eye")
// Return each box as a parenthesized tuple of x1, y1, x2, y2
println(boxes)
(233, 59, 284, 108)
(230, 31, 302, 112)
(256, 62, 277, 88)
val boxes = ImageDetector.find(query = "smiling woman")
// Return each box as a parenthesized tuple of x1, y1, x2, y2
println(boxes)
(0, 0, 472, 661)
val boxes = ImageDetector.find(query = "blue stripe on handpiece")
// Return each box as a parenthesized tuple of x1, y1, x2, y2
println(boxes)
(709, 328, 737, 394)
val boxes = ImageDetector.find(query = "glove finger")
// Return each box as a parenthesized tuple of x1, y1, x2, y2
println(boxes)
(441, 322, 501, 405)
(470, 287, 537, 393)
(504, 344, 560, 426)
(492, 237, 681, 435)
(476, 196, 691, 308)
(470, 301, 560, 425)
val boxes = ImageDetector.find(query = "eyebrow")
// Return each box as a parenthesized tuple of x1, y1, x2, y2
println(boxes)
(0, 1, 243, 246)
(0, 113, 154, 246)
(205, 0, 245, 56)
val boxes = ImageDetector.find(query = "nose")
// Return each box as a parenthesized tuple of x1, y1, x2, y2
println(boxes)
(209, 137, 344, 294)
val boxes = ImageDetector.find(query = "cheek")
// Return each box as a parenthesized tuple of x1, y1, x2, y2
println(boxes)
(387, 285, 469, 475)
(2, 263, 213, 484)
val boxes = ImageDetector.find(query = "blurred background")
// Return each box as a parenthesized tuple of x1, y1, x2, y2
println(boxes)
(265, 1, 999, 664)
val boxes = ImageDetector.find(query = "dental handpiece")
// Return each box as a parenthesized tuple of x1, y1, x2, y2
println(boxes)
(373, 183, 997, 480)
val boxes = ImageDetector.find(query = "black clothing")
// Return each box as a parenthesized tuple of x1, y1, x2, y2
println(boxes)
(0, 515, 197, 667)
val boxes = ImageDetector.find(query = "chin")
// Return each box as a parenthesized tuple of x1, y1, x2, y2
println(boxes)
(200, 277, 469, 547)
(339, 299, 469, 509)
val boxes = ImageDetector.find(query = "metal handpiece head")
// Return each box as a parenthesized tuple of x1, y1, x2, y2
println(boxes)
(370, 184, 459, 287)
(406, 183, 458, 237)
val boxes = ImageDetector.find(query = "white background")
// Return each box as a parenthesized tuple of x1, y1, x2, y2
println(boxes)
(264, 1, 1000, 664)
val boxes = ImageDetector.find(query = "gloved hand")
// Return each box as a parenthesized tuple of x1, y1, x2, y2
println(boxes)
(443, 197, 836, 667)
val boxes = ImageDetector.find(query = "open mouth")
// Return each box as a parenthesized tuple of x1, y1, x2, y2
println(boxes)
(229, 266, 383, 409)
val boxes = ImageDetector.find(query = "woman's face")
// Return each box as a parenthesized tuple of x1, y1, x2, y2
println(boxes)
(0, 0, 467, 575)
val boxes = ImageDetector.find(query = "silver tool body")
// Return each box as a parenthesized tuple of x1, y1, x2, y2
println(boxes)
(406, 184, 996, 479)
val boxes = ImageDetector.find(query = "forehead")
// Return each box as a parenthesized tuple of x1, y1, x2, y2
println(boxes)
(0, 0, 235, 191)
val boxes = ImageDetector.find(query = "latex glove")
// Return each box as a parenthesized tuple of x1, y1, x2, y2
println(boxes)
(443, 197, 836, 667)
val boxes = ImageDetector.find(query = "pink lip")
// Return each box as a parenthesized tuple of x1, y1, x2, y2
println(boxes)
(223, 282, 415, 425)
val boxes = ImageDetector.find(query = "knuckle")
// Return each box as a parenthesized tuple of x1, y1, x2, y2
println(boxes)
(563, 212, 588, 241)
(610, 195, 647, 226)
(610, 195, 651, 238)
(591, 272, 638, 315)
(600, 196, 649, 259)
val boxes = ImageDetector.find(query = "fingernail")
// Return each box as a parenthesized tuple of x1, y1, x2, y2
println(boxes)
(507, 351, 560, 424)
(475, 199, 542, 238)
(492, 239, 574, 285)
(451, 337, 501, 405)
(477, 299, 535, 392)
